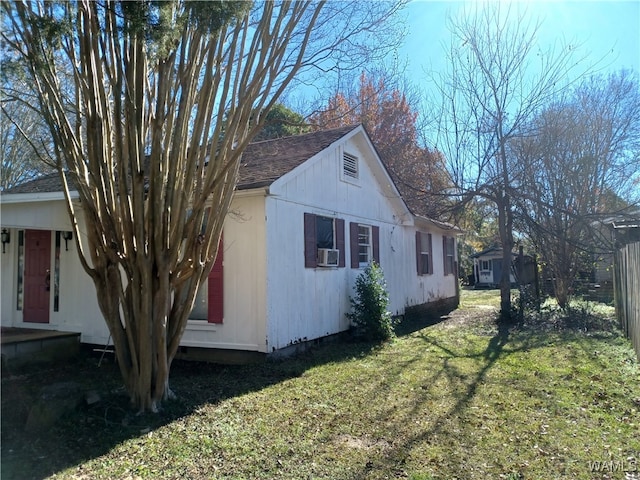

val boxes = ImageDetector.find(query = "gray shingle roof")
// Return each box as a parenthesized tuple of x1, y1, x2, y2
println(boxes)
(2, 125, 359, 195)
(2, 173, 67, 194)
(237, 124, 358, 189)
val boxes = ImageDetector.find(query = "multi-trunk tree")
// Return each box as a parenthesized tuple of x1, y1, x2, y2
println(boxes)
(2, 0, 404, 412)
(432, 3, 587, 320)
(512, 70, 640, 308)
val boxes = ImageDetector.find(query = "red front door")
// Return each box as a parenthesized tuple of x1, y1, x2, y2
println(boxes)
(24, 230, 51, 323)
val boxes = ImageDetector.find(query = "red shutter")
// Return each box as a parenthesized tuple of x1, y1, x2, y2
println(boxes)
(304, 213, 317, 268)
(416, 231, 423, 275)
(372, 225, 380, 265)
(208, 236, 224, 324)
(350, 222, 359, 268)
(335, 218, 345, 267)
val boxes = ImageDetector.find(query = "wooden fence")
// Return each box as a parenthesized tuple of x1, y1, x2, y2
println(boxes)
(614, 241, 640, 362)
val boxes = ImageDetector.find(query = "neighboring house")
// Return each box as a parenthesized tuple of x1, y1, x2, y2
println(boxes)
(588, 218, 640, 302)
(471, 246, 536, 289)
(596, 218, 640, 283)
(0, 125, 460, 359)
(471, 246, 516, 288)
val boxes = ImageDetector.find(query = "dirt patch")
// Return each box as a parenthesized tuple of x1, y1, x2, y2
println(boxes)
(334, 434, 391, 451)
(441, 305, 498, 324)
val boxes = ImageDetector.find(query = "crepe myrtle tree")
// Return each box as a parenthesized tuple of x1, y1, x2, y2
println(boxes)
(1, 0, 405, 412)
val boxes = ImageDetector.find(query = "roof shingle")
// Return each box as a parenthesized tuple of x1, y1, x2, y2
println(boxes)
(2, 125, 359, 195)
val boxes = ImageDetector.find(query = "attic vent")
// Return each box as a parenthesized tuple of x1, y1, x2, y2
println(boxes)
(343, 152, 359, 179)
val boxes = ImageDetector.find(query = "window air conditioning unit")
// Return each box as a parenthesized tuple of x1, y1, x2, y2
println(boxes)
(317, 248, 339, 267)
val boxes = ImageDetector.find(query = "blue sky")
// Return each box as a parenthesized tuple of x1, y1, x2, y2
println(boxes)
(400, 0, 639, 83)
(290, 1, 639, 116)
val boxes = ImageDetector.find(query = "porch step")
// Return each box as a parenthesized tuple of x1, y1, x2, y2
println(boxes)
(1, 328, 80, 368)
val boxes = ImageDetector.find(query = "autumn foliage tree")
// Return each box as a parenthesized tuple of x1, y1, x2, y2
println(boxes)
(2, 0, 404, 412)
(311, 73, 451, 219)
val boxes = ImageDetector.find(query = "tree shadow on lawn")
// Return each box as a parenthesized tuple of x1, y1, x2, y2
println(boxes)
(353, 307, 634, 479)
(1, 340, 375, 480)
(348, 316, 519, 479)
(394, 304, 459, 337)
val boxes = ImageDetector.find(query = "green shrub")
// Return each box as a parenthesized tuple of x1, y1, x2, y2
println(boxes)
(346, 261, 395, 342)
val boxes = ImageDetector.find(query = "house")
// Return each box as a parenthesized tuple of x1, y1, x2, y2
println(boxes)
(470, 246, 536, 289)
(471, 246, 515, 288)
(1, 125, 460, 360)
(588, 218, 640, 302)
(596, 218, 640, 282)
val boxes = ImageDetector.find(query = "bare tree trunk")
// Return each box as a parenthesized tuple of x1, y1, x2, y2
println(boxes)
(554, 277, 571, 310)
(497, 192, 514, 321)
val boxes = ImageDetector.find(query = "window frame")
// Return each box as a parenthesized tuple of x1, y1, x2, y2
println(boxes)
(480, 259, 492, 272)
(357, 224, 372, 267)
(350, 222, 380, 268)
(416, 231, 433, 275)
(304, 213, 345, 268)
(443, 236, 456, 276)
(188, 235, 224, 324)
(16, 230, 24, 311)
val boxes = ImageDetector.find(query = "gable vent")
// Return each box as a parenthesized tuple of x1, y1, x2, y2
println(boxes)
(343, 152, 358, 179)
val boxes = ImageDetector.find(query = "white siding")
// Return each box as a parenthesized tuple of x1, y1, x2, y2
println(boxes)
(264, 132, 458, 350)
(0, 200, 109, 342)
(180, 193, 268, 352)
(391, 224, 458, 309)
(0, 127, 459, 355)
(1, 195, 270, 352)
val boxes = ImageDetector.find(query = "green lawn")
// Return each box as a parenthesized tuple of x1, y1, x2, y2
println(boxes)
(2, 290, 639, 479)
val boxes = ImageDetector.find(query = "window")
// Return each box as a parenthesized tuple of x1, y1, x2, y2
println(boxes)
(358, 225, 371, 266)
(350, 222, 379, 268)
(342, 152, 359, 180)
(316, 215, 335, 249)
(416, 231, 433, 275)
(480, 259, 492, 272)
(304, 213, 345, 268)
(191, 278, 209, 320)
(358, 225, 372, 267)
(443, 236, 456, 276)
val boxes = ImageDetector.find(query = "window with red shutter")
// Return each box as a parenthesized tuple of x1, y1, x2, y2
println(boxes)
(189, 236, 224, 322)
(443, 236, 455, 276)
(305, 213, 345, 268)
